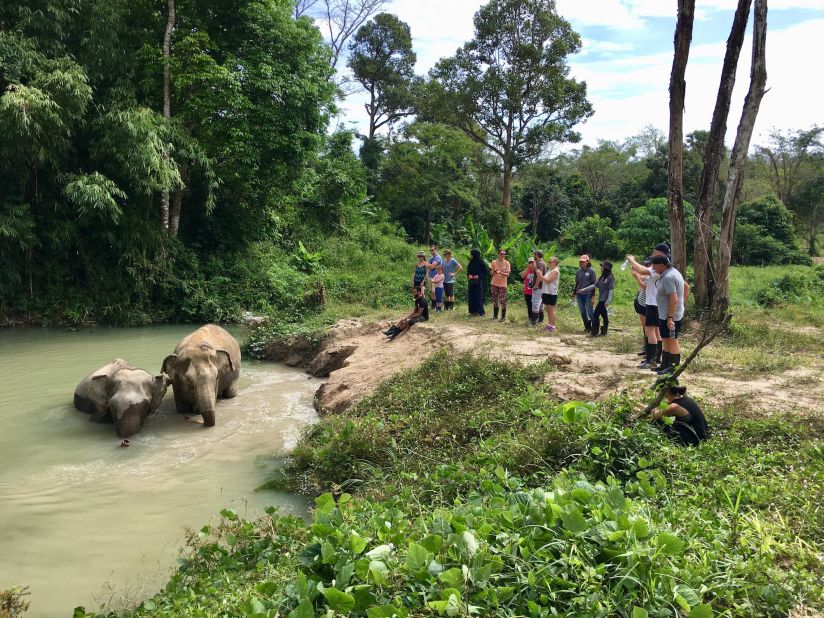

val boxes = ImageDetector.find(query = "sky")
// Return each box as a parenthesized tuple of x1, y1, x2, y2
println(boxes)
(331, 0, 824, 149)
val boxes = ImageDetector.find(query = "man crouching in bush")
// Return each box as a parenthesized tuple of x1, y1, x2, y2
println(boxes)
(383, 287, 429, 340)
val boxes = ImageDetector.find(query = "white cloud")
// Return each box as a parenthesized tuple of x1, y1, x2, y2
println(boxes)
(571, 18, 824, 147)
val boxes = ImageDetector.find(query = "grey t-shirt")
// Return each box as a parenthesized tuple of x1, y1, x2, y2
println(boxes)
(655, 267, 685, 321)
(443, 258, 460, 283)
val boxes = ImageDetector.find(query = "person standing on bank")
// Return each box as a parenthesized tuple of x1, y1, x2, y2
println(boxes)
(652, 254, 689, 375)
(427, 245, 443, 307)
(648, 384, 707, 446)
(521, 258, 537, 324)
(442, 249, 462, 310)
(530, 250, 547, 326)
(412, 251, 427, 292)
(537, 256, 560, 332)
(589, 261, 614, 337)
(466, 248, 488, 316)
(631, 258, 652, 356)
(627, 248, 670, 370)
(489, 249, 511, 322)
(572, 255, 597, 332)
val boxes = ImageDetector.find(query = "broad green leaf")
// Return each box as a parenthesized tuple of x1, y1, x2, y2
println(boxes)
(320, 585, 356, 613)
(367, 605, 409, 618)
(439, 567, 465, 587)
(405, 542, 431, 572)
(561, 506, 588, 533)
(631, 518, 651, 539)
(657, 531, 686, 555)
(350, 531, 368, 555)
(366, 544, 392, 560)
(315, 493, 335, 513)
(287, 599, 313, 618)
(369, 560, 389, 586)
(632, 608, 649, 618)
(689, 604, 714, 618)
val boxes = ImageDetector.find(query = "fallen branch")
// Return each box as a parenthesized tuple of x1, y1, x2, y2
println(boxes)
(634, 313, 732, 420)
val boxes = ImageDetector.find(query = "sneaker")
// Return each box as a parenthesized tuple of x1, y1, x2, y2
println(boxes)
(636, 350, 647, 356)
(656, 366, 674, 376)
(637, 360, 656, 369)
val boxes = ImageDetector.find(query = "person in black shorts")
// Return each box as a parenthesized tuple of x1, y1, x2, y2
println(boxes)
(648, 384, 708, 446)
(383, 287, 429, 340)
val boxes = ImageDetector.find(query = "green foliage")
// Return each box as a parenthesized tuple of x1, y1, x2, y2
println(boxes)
(617, 198, 695, 259)
(560, 214, 623, 259)
(734, 195, 811, 265)
(753, 265, 824, 307)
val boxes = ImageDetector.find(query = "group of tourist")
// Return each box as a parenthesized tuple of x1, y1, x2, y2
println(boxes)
(392, 242, 689, 377)
(385, 242, 704, 445)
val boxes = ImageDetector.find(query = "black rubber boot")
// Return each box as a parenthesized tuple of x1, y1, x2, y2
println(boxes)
(384, 326, 400, 339)
(492, 307, 499, 320)
(538, 311, 544, 322)
(654, 352, 671, 372)
(656, 342, 663, 363)
(637, 337, 647, 356)
(600, 325, 608, 337)
(500, 308, 507, 322)
(589, 323, 599, 337)
(659, 353, 681, 375)
(638, 343, 656, 368)
(583, 320, 592, 332)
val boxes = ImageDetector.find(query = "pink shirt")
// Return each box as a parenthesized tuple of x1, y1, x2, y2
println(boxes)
(432, 273, 444, 289)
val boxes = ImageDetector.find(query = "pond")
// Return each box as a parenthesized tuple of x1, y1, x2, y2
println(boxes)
(0, 325, 318, 617)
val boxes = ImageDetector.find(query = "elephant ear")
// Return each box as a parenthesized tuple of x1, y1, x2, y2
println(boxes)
(215, 349, 235, 374)
(87, 374, 110, 408)
(149, 374, 170, 412)
(161, 354, 179, 378)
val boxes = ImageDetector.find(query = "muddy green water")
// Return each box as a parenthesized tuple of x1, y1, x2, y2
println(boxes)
(0, 326, 319, 617)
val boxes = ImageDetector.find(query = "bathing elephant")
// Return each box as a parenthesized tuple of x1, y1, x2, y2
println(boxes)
(74, 359, 171, 437)
(161, 324, 241, 427)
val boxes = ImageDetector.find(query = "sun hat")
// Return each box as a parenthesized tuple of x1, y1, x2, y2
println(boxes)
(417, 251, 425, 257)
(579, 254, 590, 262)
(651, 255, 671, 266)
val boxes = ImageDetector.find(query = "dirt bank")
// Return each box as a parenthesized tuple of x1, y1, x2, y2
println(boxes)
(265, 317, 824, 418)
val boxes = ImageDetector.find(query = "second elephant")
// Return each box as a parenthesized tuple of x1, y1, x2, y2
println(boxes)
(161, 324, 241, 427)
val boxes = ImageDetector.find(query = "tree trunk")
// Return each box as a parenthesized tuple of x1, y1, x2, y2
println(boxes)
(532, 189, 541, 233)
(502, 157, 512, 210)
(169, 162, 186, 237)
(667, 0, 695, 276)
(711, 0, 768, 320)
(160, 0, 175, 231)
(693, 0, 752, 312)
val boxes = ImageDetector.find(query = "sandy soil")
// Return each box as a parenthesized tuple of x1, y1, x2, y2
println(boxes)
(304, 317, 824, 418)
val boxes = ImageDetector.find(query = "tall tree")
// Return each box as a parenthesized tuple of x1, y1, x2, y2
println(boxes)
(424, 0, 592, 210)
(160, 0, 175, 232)
(348, 13, 417, 145)
(666, 0, 695, 275)
(712, 0, 768, 319)
(755, 126, 822, 204)
(693, 0, 751, 310)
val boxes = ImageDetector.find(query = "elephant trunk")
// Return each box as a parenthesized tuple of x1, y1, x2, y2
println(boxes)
(196, 385, 216, 427)
(115, 403, 146, 438)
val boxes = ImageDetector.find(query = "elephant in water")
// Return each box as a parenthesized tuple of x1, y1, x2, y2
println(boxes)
(161, 324, 241, 427)
(74, 359, 171, 437)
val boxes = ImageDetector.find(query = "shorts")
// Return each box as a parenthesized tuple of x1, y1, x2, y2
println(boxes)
(644, 305, 659, 327)
(658, 318, 682, 339)
(541, 293, 557, 306)
(634, 299, 646, 315)
(444, 282, 454, 297)
(409, 316, 428, 325)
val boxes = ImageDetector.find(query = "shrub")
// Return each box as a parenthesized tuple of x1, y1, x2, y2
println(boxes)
(617, 197, 695, 258)
(560, 215, 623, 259)
(733, 195, 811, 265)
(754, 265, 824, 306)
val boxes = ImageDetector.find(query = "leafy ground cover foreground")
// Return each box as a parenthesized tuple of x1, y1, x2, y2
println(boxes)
(77, 353, 823, 618)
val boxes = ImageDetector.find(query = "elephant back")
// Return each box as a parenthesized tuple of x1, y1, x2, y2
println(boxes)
(173, 324, 240, 375)
(73, 358, 133, 413)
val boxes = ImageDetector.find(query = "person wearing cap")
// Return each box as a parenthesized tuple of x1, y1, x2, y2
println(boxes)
(530, 250, 547, 326)
(489, 249, 511, 321)
(412, 251, 427, 292)
(589, 261, 615, 336)
(572, 255, 597, 332)
(441, 249, 462, 310)
(535, 255, 560, 332)
(466, 248, 489, 316)
(521, 257, 537, 323)
(626, 245, 671, 369)
(651, 254, 689, 375)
